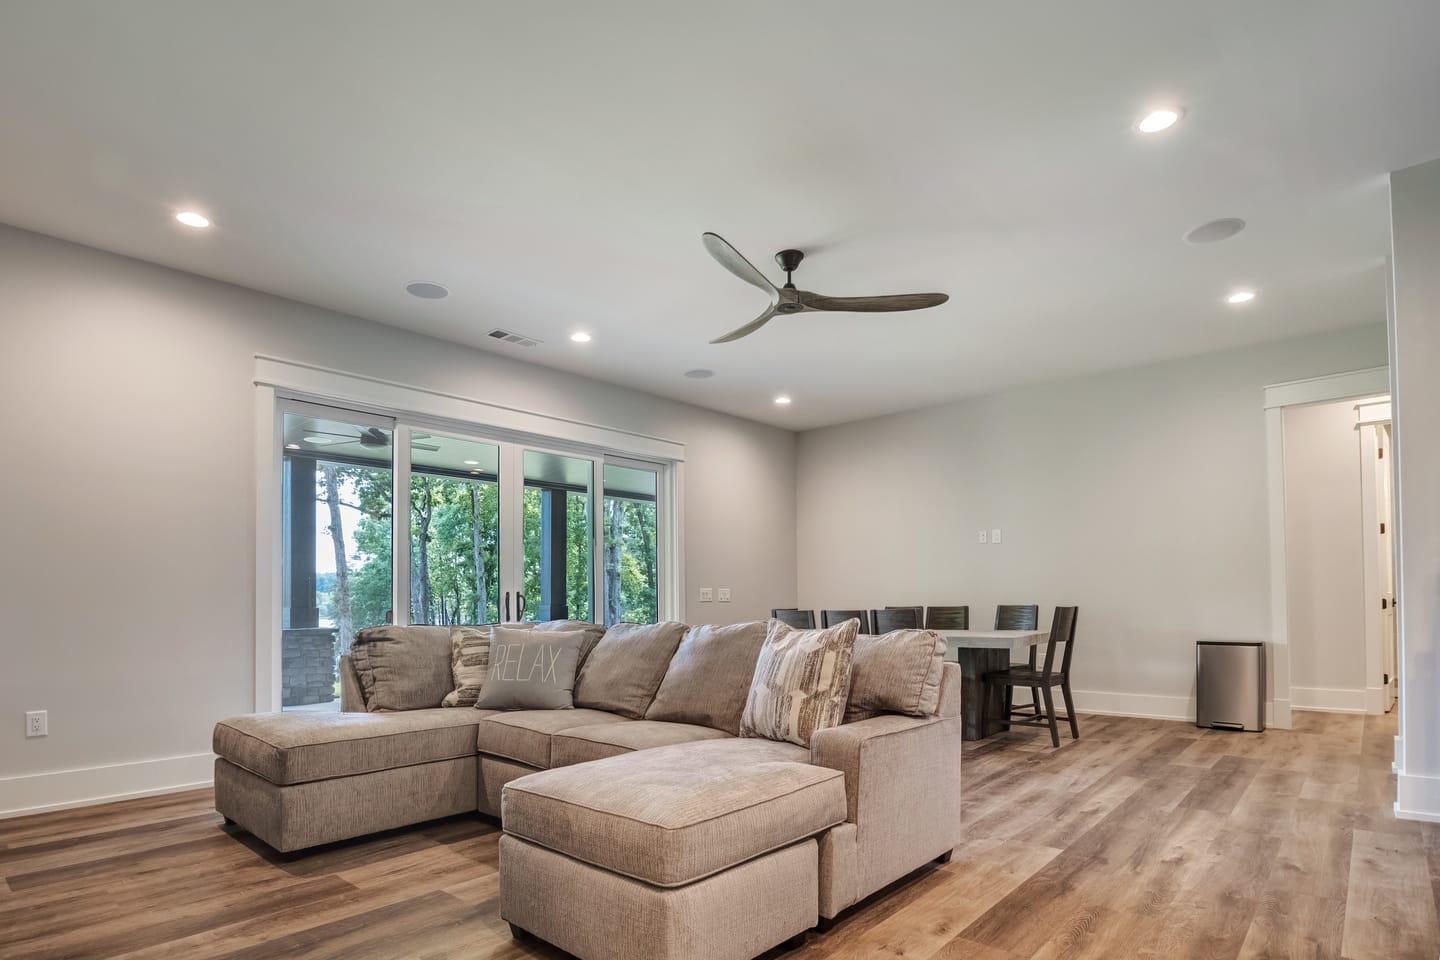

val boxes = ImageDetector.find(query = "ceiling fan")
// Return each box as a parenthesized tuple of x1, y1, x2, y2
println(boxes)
(701, 232, 949, 343)
(304, 427, 441, 452)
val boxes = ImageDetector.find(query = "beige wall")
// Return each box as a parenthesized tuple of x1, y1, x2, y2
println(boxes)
(0, 224, 796, 813)
(796, 325, 1388, 720)
(1282, 400, 1367, 702)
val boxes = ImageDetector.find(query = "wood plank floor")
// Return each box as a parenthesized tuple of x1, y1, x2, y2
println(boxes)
(2, 711, 1436, 960)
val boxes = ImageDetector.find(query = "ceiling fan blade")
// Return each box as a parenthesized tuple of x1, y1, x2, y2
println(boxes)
(709, 304, 779, 344)
(798, 291, 949, 312)
(702, 233, 778, 296)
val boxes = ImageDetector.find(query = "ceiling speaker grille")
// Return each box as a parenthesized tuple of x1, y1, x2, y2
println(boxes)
(486, 328, 541, 348)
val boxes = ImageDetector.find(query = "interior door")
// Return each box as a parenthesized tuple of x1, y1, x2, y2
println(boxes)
(1379, 421, 1398, 711)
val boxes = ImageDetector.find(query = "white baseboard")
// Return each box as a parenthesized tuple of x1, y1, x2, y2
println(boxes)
(1070, 689, 1194, 723)
(0, 753, 214, 819)
(1396, 771, 1440, 823)
(1291, 686, 1371, 714)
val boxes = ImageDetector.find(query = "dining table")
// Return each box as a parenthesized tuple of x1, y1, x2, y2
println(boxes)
(938, 629, 1048, 740)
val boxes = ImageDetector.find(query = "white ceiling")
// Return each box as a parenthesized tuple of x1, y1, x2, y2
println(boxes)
(2, 2, 1437, 429)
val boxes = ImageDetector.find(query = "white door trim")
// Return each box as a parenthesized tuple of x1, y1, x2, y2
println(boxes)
(1263, 366, 1391, 730)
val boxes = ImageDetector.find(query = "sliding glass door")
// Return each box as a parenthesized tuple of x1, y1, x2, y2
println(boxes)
(275, 398, 671, 709)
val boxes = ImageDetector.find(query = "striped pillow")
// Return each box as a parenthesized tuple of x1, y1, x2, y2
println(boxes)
(442, 626, 492, 707)
(740, 618, 859, 747)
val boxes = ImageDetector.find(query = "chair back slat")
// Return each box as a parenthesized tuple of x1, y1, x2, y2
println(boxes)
(1041, 606, 1079, 679)
(771, 608, 816, 629)
(822, 609, 870, 633)
(995, 604, 1039, 630)
(871, 607, 920, 633)
(924, 605, 970, 630)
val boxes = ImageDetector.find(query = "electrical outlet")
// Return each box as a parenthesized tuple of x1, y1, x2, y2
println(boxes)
(698, 587, 714, 602)
(25, 710, 47, 738)
(717, 588, 732, 603)
(991, 528, 1002, 544)
(978, 530, 987, 544)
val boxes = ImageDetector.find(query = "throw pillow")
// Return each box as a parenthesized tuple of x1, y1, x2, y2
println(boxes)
(646, 621, 769, 734)
(844, 629, 948, 722)
(350, 625, 454, 711)
(441, 625, 493, 707)
(574, 621, 688, 718)
(740, 618, 859, 747)
(474, 626, 588, 711)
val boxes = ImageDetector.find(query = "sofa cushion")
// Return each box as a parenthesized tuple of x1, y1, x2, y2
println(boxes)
(350, 625, 454, 711)
(213, 708, 493, 785)
(475, 626, 589, 711)
(844, 629, 948, 722)
(646, 620, 768, 735)
(551, 720, 731, 767)
(740, 619, 859, 747)
(502, 738, 843, 887)
(442, 626, 492, 707)
(574, 621, 688, 719)
(476, 709, 630, 769)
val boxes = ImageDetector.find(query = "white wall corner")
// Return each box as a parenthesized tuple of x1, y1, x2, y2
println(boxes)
(0, 754, 215, 819)
(1396, 770, 1440, 823)
(1268, 698, 1292, 730)
(1395, 734, 1404, 773)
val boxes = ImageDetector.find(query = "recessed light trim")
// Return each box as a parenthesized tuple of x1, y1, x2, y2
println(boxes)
(303, 435, 334, 444)
(175, 211, 211, 228)
(1185, 218, 1246, 244)
(683, 369, 715, 380)
(774, 395, 792, 406)
(285, 443, 301, 450)
(405, 281, 449, 300)
(1136, 107, 1182, 133)
(1226, 289, 1257, 304)
(569, 332, 592, 343)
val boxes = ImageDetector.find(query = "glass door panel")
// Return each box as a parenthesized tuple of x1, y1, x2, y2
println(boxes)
(409, 433, 502, 625)
(280, 406, 394, 711)
(602, 463, 660, 626)
(520, 449, 594, 622)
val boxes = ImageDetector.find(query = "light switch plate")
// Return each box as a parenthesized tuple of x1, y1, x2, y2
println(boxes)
(991, 528, 1002, 544)
(978, 530, 987, 544)
(717, 588, 732, 602)
(698, 587, 713, 602)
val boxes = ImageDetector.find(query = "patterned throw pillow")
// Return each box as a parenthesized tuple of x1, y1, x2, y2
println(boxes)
(441, 626, 492, 707)
(740, 618, 860, 747)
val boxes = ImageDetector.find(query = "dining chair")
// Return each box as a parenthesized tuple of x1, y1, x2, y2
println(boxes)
(871, 607, 921, 633)
(771, 608, 816, 629)
(924, 605, 970, 630)
(822, 609, 870, 633)
(994, 604, 1039, 631)
(982, 606, 1079, 747)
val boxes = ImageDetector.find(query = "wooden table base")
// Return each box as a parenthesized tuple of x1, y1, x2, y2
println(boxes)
(955, 647, 1012, 740)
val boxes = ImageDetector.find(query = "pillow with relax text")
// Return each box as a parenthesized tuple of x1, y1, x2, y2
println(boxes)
(474, 625, 588, 710)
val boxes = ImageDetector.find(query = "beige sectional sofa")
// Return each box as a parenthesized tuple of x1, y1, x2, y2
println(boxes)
(213, 619, 962, 960)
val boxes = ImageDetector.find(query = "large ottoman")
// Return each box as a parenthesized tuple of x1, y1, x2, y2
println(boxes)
(498, 738, 848, 960)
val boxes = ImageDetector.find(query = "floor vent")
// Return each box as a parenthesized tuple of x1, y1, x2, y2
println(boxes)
(486, 328, 542, 348)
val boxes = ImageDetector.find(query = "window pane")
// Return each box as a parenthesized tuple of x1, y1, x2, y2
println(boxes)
(603, 464, 659, 626)
(522, 450, 593, 622)
(410, 434, 501, 625)
(281, 412, 393, 711)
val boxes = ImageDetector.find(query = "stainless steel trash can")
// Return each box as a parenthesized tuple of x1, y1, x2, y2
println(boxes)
(1195, 641, 1265, 732)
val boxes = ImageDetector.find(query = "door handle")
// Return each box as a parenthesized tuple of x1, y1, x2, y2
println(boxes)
(518, 593, 527, 619)
(504, 591, 511, 622)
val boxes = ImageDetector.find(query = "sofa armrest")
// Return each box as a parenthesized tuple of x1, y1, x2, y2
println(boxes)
(338, 655, 367, 712)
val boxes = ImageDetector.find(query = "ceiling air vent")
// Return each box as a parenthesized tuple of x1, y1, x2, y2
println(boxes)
(486, 328, 542, 348)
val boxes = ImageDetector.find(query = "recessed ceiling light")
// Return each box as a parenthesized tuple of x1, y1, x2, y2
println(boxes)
(1185, 218, 1246, 244)
(303, 435, 334, 444)
(175, 211, 210, 228)
(774, 395, 792, 406)
(470, 469, 482, 475)
(569, 332, 592, 343)
(463, 459, 479, 466)
(285, 443, 301, 450)
(684, 369, 715, 379)
(1136, 108, 1182, 133)
(405, 281, 449, 300)
(1226, 289, 1257, 304)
